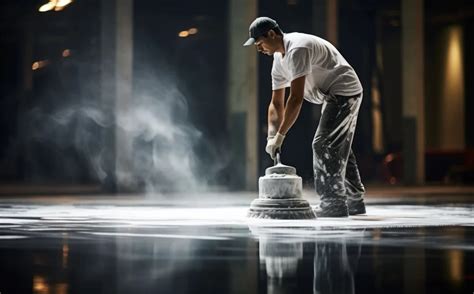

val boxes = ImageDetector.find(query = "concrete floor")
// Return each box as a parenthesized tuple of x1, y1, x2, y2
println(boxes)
(0, 188, 473, 293)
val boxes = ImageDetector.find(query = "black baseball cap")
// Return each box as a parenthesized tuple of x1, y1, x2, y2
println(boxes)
(243, 17, 279, 46)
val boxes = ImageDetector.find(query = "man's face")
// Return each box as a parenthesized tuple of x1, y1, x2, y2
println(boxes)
(254, 31, 279, 56)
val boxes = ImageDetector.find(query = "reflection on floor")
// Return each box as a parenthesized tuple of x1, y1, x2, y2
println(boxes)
(0, 192, 472, 294)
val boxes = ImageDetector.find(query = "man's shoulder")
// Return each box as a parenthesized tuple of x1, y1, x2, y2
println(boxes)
(285, 32, 319, 45)
(286, 32, 316, 39)
(285, 32, 325, 54)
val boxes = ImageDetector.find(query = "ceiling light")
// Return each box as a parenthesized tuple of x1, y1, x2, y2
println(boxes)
(56, 0, 72, 8)
(179, 31, 189, 38)
(39, 1, 56, 12)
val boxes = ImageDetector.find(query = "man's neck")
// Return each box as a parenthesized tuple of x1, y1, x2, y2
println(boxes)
(276, 36, 285, 56)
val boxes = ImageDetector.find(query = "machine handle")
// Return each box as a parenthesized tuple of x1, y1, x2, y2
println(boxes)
(274, 150, 281, 166)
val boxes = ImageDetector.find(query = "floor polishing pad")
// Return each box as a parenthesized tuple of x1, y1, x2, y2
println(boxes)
(248, 153, 316, 219)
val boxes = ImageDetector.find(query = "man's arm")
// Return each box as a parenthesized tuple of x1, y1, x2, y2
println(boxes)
(277, 75, 305, 135)
(268, 88, 285, 138)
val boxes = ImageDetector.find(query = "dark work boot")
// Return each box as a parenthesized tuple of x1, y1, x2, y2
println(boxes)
(347, 199, 366, 215)
(313, 201, 349, 217)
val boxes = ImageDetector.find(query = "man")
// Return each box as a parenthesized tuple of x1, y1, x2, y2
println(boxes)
(243, 17, 366, 217)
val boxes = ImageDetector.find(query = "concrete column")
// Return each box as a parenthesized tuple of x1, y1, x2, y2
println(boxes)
(439, 26, 465, 150)
(312, 0, 338, 45)
(100, 0, 134, 192)
(311, 0, 338, 121)
(115, 0, 134, 191)
(326, 0, 338, 47)
(19, 19, 34, 180)
(227, 0, 258, 190)
(402, 0, 425, 185)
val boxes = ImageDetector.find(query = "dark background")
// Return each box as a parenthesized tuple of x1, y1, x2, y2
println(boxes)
(0, 0, 473, 193)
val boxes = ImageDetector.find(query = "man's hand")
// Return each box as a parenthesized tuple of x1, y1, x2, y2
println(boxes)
(265, 133, 285, 159)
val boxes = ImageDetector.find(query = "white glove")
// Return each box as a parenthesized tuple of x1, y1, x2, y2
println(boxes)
(265, 133, 285, 159)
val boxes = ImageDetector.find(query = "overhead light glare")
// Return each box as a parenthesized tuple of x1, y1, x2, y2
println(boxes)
(179, 31, 189, 38)
(39, 1, 56, 12)
(62, 49, 71, 57)
(188, 28, 198, 35)
(32, 60, 50, 71)
(56, 0, 72, 8)
(38, 0, 72, 12)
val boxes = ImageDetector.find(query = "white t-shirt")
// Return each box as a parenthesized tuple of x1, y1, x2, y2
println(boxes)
(271, 33, 363, 104)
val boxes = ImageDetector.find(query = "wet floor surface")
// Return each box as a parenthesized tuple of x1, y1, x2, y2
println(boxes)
(0, 193, 473, 294)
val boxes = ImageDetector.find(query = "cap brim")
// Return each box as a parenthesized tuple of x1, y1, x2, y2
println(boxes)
(243, 37, 255, 47)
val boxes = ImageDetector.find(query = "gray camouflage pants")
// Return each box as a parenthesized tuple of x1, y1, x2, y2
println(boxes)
(313, 93, 365, 206)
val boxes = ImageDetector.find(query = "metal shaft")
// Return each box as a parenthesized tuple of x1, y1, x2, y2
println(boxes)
(274, 151, 281, 166)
